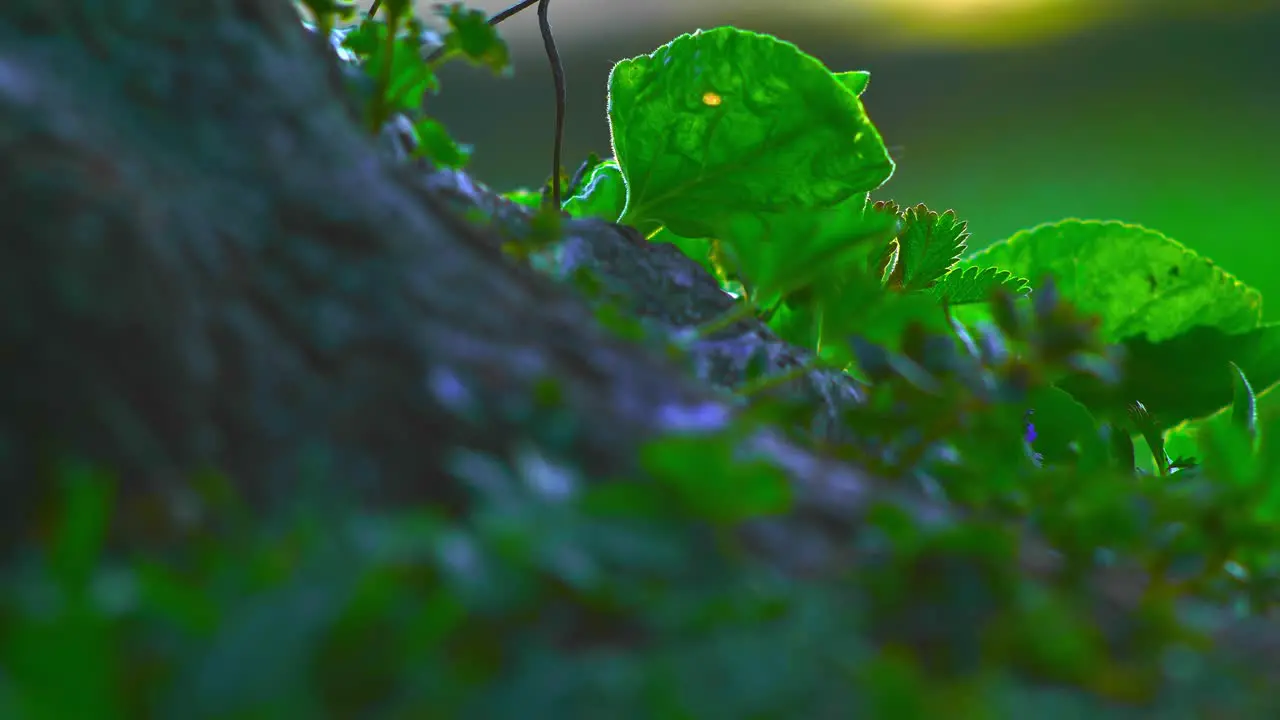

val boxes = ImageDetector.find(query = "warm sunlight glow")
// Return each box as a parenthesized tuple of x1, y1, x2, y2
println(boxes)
(777, 0, 1129, 50)
(877, 0, 1055, 15)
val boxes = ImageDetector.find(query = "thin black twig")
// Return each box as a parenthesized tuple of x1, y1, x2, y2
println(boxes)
(536, 0, 566, 208)
(489, 0, 542, 25)
(415, 0, 543, 63)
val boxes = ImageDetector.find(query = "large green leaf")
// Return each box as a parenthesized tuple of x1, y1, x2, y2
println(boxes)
(964, 220, 1261, 343)
(607, 27, 894, 241)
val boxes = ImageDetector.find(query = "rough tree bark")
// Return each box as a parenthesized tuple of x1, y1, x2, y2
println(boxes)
(2, 0, 1278, 691)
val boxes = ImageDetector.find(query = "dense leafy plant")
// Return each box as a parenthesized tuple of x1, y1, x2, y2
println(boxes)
(5, 1, 1279, 717)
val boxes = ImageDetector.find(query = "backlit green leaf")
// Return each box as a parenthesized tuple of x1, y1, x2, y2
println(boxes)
(895, 204, 969, 291)
(718, 194, 900, 308)
(927, 266, 1031, 305)
(964, 220, 1261, 343)
(608, 27, 894, 240)
(412, 117, 472, 169)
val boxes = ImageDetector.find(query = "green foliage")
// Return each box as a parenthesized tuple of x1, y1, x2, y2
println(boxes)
(310, 0, 511, 166)
(9, 8, 1280, 718)
(929, 265, 1032, 304)
(966, 220, 1262, 343)
(435, 2, 511, 73)
(1059, 322, 1280, 432)
(891, 203, 970, 291)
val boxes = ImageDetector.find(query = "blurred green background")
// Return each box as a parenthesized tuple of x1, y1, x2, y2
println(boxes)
(421, 0, 1279, 316)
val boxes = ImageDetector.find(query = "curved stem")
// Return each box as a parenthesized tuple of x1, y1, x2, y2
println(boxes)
(537, 0, 566, 208)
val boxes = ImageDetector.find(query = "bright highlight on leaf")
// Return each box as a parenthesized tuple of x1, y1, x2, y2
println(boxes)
(607, 27, 895, 241)
(701, 91, 723, 106)
(1230, 361, 1259, 441)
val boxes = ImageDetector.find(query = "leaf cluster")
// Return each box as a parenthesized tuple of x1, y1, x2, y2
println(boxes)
(299, 0, 511, 167)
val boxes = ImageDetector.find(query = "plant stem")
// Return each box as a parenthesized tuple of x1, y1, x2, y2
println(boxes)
(537, 0, 566, 208)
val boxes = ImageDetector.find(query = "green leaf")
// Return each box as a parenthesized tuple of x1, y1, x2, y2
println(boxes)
(562, 159, 627, 222)
(1163, 382, 1280, 470)
(964, 220, 1261, 343)
(437, 2, 511, 74)
(607, 27, 894, 240)
(502, 188, 543, 209)
(412, 117, 472, 169)
(1230, 361, 1259, 441)
(340, 20, 382, 55)
(343, 18, 440, 124)
(1197, 411, 1259, 488)
(1058, 323, 1280, 431)
(834, 70, 871, 96)
(927, 265, 1031, 305)
(719, 194, 901, 309)
(894, 204, 969, 291)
